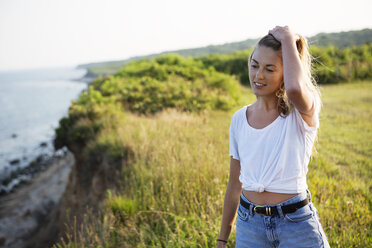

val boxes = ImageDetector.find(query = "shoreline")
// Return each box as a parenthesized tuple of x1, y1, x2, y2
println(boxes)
(0, 68, 95, 195)
(0, 67, 96, 247)
(0, 149, 74, 248)
(76, 68, 97, 84)
(0, 147, 65, 195)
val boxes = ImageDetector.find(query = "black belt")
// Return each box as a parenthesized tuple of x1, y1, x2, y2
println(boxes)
(239, 195, 309, 216)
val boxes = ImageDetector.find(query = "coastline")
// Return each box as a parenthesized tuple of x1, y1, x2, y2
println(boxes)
(0, 67, 96, 194)
(0, 149, 74, 248)
(0, 67, 98, 248)
(0, 67, 98, 247)
(75, 68, 97, 84)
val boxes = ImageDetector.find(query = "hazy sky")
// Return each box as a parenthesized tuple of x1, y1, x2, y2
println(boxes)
(0, 0, 371, 71)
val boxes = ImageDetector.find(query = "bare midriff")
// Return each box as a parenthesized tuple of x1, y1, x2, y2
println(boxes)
(242, 189, 300, 205)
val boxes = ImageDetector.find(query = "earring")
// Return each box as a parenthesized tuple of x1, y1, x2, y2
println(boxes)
(276, 82, 285, 97)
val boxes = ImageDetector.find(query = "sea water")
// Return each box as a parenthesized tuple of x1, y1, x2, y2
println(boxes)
(0, 67, 88, 191)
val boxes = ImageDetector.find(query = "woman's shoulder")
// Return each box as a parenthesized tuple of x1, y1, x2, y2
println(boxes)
(231, 105, 248, 121)
(230, 105, 248, 131)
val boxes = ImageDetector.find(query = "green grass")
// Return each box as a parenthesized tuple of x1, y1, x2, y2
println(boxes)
(54, 81, 372, 247)
(309, 81, 372, 246)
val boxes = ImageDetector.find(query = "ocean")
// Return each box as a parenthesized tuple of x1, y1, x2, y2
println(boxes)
(0, 66, 89, 192)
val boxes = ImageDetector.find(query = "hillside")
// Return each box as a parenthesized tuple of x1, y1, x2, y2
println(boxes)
(78, 28, 372, 77)
(49, 80, 372, 247)
(77, 38, 259, 75)
(310, 28, 372, 48)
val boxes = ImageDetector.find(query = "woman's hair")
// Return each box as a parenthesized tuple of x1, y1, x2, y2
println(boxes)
(248, 34, 322, 118)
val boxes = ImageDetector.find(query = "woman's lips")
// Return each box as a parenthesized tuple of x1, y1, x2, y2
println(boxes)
(254, 82, 267, 88)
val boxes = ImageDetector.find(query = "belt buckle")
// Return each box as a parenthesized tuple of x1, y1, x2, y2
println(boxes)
(253, 205, 271, 216)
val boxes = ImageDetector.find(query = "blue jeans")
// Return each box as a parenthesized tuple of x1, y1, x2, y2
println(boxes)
(235, 189, 330, 248)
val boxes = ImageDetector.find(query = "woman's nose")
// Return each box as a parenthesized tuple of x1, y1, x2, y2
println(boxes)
(256, 68, 264, 80)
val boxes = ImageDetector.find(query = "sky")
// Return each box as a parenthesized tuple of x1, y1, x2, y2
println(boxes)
(0, 0, 371, 71)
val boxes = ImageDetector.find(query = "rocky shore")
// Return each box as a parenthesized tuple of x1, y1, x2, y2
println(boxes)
(0, 70, 120, 248)
(0, 149, 74, 248)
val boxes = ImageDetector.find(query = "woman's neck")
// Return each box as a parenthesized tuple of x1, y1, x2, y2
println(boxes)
(254, 96, 278, 112)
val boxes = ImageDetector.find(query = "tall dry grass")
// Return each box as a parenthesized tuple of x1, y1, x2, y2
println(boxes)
(55, 81, 372, 247)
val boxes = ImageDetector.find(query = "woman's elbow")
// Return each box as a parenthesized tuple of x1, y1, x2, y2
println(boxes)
(286, 85, 302, 99)
(228, 179, 242, 193)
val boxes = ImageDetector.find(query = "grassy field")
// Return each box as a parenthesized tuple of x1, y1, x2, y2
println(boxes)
(55, 81, 372, 247)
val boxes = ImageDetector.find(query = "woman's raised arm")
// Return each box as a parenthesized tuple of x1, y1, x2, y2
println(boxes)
(269, 26, 317, 125)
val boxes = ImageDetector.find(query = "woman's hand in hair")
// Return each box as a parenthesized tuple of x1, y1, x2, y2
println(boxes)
(268, 25, 299, 44)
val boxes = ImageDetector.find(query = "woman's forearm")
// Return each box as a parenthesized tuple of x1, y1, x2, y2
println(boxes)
(218, 182, 242, 240)
(281, 39, 307, 94)
(281, 38, 315, 113)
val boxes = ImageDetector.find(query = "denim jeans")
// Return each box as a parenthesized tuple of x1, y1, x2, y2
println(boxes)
(235, 189, 330, 248)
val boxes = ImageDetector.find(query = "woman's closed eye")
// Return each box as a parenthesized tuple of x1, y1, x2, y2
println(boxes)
(251, 64, 274, 72)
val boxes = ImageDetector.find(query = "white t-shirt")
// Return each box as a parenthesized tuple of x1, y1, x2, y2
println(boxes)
(229, 103, 320, 193)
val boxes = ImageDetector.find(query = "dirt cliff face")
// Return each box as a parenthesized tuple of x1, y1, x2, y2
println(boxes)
(24, 141, 128, 248)
(60, 142, 125, 228)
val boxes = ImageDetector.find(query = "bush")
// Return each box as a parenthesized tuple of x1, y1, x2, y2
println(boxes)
(95, 53, 242, 115)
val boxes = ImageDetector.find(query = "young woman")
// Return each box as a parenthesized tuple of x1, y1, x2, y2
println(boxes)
(217, 26, 330, 248)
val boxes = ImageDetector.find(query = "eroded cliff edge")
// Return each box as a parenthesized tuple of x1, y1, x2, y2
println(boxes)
(24, 135, 129, 248)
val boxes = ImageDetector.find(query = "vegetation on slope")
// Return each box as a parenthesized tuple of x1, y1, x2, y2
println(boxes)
(309, 28, 372, 48)
(81, 28, 372, 78)
(55, 53, 241, 154)
(54, 48, 371, 247)
(54, 79, 372, 247)
(87, 43, 372, 87)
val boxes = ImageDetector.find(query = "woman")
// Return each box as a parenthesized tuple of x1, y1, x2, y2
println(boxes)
(217, 26, 330, 248)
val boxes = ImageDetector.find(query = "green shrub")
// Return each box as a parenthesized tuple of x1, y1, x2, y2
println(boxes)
(91, 53, 242, 115)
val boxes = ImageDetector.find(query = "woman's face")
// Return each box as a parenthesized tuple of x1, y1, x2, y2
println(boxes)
(249, 45, 283, 97)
